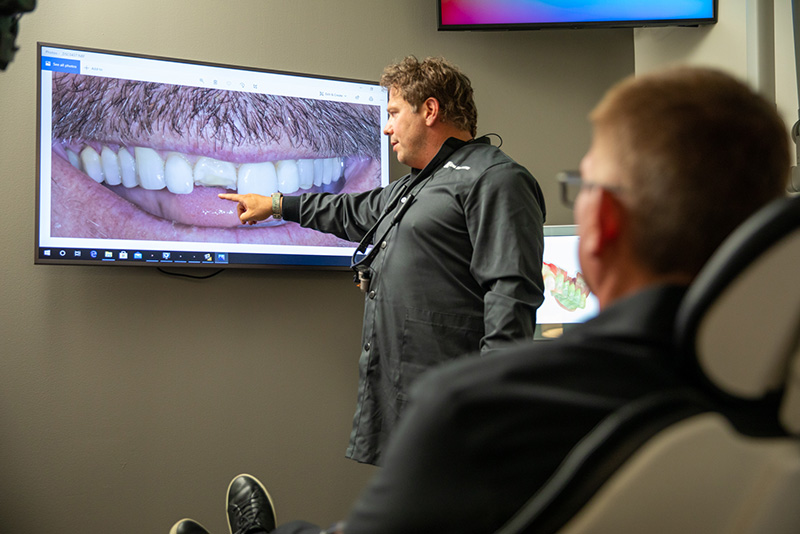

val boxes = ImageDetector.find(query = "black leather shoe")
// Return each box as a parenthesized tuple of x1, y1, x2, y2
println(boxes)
(226, 474, 277, 534)
(169, 518, 212, 534)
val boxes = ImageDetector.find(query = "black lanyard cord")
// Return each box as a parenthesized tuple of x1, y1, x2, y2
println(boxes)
(350, 176, 426, 271)
(349, 135, 488, 288)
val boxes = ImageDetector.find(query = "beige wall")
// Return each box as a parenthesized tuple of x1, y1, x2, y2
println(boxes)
(0, 1, 634, 532)
(634, 0, 798, 170)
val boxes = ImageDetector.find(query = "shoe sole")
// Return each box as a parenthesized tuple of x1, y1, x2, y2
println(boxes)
(226, 473, 277, 534)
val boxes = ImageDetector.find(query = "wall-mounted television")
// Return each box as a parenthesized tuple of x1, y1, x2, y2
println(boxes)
(36, 42, 389, 269)
(536, 225, 599, 339)
(438, 0, 717, 31)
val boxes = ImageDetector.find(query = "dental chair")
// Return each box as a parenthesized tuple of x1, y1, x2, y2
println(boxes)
(494, 194, 800, 534)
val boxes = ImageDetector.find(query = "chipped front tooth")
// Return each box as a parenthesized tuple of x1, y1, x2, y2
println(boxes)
(80, 146, 104, 183)
(194, 156, 237, 189)
(313, 159, 324, 187)
(238, 162, 277, 195)
(66, 148, 81, 169)
(119, 148, 137, 188)
(165, 152, 194, 194)
(135, 147, 166, 190)
(276, 159, 300, 194)
(297, 159, 315, 190)
(101, 146, 122, 186)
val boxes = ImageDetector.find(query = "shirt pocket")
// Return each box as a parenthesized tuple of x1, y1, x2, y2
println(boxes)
(397, 307, 484, 400)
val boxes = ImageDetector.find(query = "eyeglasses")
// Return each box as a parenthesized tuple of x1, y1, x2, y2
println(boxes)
(557, 170, 624, 209)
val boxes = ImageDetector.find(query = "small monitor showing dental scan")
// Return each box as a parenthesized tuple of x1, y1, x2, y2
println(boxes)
(536, 225, 600, 339)
(35, 42, 389, 269)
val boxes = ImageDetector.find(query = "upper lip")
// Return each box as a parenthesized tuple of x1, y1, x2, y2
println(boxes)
(51, 72, 383, 162)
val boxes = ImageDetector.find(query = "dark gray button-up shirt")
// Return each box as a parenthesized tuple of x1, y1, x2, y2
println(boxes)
(283, 137, 545, 464)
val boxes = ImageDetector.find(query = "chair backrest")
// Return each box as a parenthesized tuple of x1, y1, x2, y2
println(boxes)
(495, 195, 800, 534)
(675, 194, 800, 435)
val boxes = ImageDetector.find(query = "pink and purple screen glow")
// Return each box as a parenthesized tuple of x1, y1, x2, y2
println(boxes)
(440, 0, 715, 27)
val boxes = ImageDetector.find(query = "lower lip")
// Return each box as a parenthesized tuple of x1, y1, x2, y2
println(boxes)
(50, 150, 382, 244)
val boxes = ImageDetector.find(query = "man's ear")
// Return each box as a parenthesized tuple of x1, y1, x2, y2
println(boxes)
(581, 188, 624, 265)
(596, 189, 624, 249)
(422, 97, 440, 126)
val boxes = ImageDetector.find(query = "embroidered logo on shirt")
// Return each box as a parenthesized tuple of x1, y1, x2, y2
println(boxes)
(444, 161, 471, 171)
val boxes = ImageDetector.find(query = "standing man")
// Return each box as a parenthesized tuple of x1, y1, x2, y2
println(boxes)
(220, 56, 546, 465)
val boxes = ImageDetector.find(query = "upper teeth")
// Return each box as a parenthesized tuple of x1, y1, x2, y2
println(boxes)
(67, 145, 344, 195)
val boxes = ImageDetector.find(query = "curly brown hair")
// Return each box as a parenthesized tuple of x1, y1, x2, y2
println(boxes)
(380, 56, 477, 137)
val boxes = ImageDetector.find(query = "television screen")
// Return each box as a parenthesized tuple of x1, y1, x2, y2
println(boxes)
(36, 43, 389, 269)
(438, 0, 717, 31)
(536, 225, 599, 339)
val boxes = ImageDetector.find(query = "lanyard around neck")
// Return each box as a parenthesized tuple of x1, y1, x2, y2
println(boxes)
(350, 135, 481, 271)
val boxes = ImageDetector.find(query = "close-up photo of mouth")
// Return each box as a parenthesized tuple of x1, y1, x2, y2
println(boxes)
(48, 72, 383, 246)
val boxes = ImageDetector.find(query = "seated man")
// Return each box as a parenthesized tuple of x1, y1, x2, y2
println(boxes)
(170, 65, 790, 534)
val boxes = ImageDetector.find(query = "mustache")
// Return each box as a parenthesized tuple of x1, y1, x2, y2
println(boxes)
(51, 72, 382, 161)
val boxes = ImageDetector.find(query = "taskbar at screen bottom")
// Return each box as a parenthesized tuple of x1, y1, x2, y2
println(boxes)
(35, 247, 353, 269)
